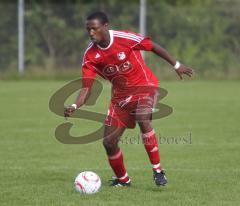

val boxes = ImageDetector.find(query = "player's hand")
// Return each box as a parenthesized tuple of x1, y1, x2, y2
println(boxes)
(175, 65, 193, 80)
(64, 105, 77, 118)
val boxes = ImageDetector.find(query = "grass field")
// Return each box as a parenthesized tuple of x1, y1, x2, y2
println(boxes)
(0, 80, 240, 206)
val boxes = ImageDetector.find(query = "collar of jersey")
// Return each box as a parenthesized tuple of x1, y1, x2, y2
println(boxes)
(97, 30, 113, 50)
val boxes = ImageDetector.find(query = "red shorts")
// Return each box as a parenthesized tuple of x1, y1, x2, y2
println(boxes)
(105, 90, 159, 128)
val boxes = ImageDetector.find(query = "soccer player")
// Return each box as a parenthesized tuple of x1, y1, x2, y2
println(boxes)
(64, 11, 193, 187)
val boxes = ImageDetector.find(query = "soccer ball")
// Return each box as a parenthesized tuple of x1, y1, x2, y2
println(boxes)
(74, 171, 101, 194)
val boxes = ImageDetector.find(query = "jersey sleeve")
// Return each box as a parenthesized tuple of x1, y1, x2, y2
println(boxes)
(132, 36, 153, 51)
(82, 55, 97, 89)
(113, 30, 153, 51)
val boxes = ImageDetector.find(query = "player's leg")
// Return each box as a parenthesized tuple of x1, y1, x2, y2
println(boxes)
(103, 124, 124, 156)
(135, 97, 167, 186)
(136, 109, 162, 172)
(103, 104, 131, 187)
(103, 125, 131, 186)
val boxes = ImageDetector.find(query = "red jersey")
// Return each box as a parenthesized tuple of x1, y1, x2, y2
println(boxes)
(82, 30, 158, 102)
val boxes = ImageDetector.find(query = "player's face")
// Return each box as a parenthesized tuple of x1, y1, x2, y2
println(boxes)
(86, 19, 108, 44)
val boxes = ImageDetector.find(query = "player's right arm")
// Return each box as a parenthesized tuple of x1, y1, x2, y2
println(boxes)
(64, 87, 91, 118)
(64, 52, 97, 118)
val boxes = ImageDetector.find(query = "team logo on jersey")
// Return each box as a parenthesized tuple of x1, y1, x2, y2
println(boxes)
(117, 52, 126, 60)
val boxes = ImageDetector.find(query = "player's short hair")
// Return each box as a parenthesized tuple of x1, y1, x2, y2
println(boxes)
(86, 11, 109, 25)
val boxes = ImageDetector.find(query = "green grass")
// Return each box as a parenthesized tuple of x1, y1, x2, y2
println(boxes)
(0, 80, 240, 206)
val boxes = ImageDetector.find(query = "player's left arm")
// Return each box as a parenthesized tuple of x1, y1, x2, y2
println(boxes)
(151, 42, 193, 79)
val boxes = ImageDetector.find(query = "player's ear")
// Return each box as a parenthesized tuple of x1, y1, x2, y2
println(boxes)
(103, 23, 109, 29)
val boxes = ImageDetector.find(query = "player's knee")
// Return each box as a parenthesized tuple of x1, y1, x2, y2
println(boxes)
(103, 136, 117, 151)
(135, 109, 152, 122)
(138, 121, 152, 134)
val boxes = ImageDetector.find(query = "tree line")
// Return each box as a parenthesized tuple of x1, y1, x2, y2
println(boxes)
(0, 0, 239, 79)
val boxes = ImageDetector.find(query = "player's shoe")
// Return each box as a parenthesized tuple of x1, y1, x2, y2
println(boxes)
(109, 178, 131, 187)
(153, 170, 167, 186)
